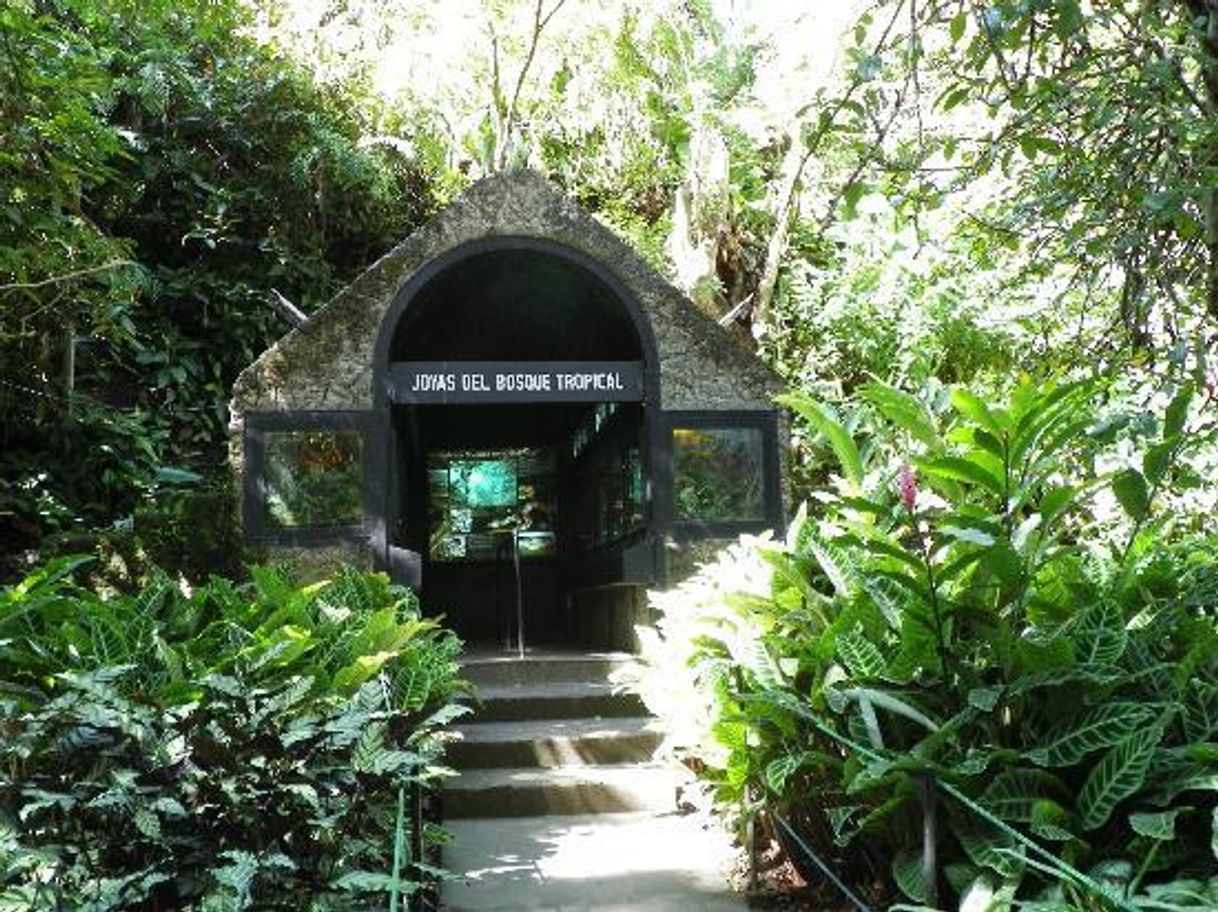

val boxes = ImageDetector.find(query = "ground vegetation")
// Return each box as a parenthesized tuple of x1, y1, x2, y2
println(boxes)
(0, 562, 465, 909)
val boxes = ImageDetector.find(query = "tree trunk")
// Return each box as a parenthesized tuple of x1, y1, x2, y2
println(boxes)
(752, 131, 809, 337)
(1202, 0, 1218, 320)
(666, 128, 730, 314)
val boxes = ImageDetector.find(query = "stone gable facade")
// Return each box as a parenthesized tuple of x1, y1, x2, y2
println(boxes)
(231, 170, 780, 416)
(229, 170, 786, 620)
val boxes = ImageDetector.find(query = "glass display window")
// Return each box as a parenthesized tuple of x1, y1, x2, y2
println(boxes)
(427, 447, 557, 561)
(565, 400, 646, 552)
(263, 430, 364, 529)
(672, 426, 765, 523)
(243, 412, 381, 545)
(662, 411, 782, 537)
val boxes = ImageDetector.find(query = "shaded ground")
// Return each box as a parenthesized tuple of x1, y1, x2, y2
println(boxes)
(732, 835, 892, 912)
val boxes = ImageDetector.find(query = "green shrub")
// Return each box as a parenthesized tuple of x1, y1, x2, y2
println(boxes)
(630, 375, 1218, 910)
(0, 561, 466, 910)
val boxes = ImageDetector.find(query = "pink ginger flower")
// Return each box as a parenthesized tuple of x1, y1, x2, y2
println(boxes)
(898, 462, 918, 511)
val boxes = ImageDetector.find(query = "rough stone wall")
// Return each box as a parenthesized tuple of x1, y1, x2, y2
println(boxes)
(230, 169, 782, 417)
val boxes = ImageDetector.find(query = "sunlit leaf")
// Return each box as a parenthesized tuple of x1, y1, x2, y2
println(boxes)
(1112, 469, 1149, 520)
(776, 394, 864, 489)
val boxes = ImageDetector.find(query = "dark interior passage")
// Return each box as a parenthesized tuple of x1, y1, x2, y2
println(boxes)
(391, 248, 644, 363)
(386, 243, 657, 650)
(393, 401, 650, 649)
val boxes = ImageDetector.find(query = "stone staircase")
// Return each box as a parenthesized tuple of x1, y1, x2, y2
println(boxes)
(441, 649, 745, 911)
(445, 650, 669, 820)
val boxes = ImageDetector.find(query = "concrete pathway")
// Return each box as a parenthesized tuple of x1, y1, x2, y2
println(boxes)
(443, 811, 746, 911)
(440, 649, 746, 911)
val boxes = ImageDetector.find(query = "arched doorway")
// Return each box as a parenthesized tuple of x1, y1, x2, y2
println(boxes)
(372, 238, 661, 648)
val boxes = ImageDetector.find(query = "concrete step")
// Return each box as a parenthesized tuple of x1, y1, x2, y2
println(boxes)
(459, 650, 636, 688)
(444, 763, 679, 818)
(442, 812, 745, 911)
(463, 681, 645, 722)
(450, 716, 663, 770)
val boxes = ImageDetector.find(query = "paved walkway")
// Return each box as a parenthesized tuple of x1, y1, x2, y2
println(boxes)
(443, 810, 747, 911)
(442, 648, 748, 911)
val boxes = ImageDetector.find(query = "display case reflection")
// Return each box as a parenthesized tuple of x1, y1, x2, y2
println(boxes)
(672, 427, 764, 522)
(263, 430, 364, 529)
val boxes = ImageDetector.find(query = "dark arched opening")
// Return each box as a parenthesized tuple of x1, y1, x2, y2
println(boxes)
(373, 238, 661, 650)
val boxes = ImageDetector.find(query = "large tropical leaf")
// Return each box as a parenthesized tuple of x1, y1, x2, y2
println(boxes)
(951, 809, 1024, 879)
(1027, 702, 1156, 768)
(917, 454, 1004, 496)
(1129, 808, 1185, 841)
(980, 769, 1068, 823)
(859, 381, 942, 449)
(1184, 680, 1218, 743)
(835, 629, 886, 678)
(775, 393, 864, 488)
(1112, 469, 1149, 521)
(1074, 600, 1127, 665)
(892, 847, 930, 903)
(950, 388, 1008, 437)
(1163, 383, 1195, 439)
(1077, 726, 1162, 831)
(1009, 380, 1093, 471)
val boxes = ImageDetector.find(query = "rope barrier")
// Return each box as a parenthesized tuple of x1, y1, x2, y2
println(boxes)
(774, 695, 1139, 912)
(771, 811, 875, 912)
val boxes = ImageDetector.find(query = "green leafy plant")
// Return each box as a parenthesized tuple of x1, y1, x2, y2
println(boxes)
(632, 374, 1218, 909)
(0, 561, 466, 909)
(0, 0, 442, 563)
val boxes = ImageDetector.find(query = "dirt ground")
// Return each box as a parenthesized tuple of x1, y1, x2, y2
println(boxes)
(729, 836, 890, 912)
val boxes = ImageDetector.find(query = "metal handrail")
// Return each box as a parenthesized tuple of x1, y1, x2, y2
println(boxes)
(512, 528, 524, 659)
(493, 530, 525, 656)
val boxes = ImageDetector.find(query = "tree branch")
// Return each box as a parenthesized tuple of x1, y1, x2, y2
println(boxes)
(1200, 0, 1218, 318)
(0, 260, 137, 295)
(751, 0, 911, 332)
(494, 0, 569, 171)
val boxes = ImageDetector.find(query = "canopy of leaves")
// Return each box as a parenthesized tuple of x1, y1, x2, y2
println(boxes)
(3, 0, 1217, 575)
(0, 0, 441, 558)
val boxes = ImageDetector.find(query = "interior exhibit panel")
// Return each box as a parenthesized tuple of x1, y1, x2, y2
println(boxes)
(427, 448, 557, 563)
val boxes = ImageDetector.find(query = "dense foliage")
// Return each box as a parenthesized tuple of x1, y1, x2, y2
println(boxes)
(0, 0, 441, 563)
(0, 2, 1215, 908)
(0, 562, 466, 909)
(6, 0, 1218, 565)
(630, 375, 1218, 909)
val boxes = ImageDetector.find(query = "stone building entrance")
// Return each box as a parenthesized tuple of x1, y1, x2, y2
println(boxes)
(376, 240, 658, 646)
(230, 172, 785, 651)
